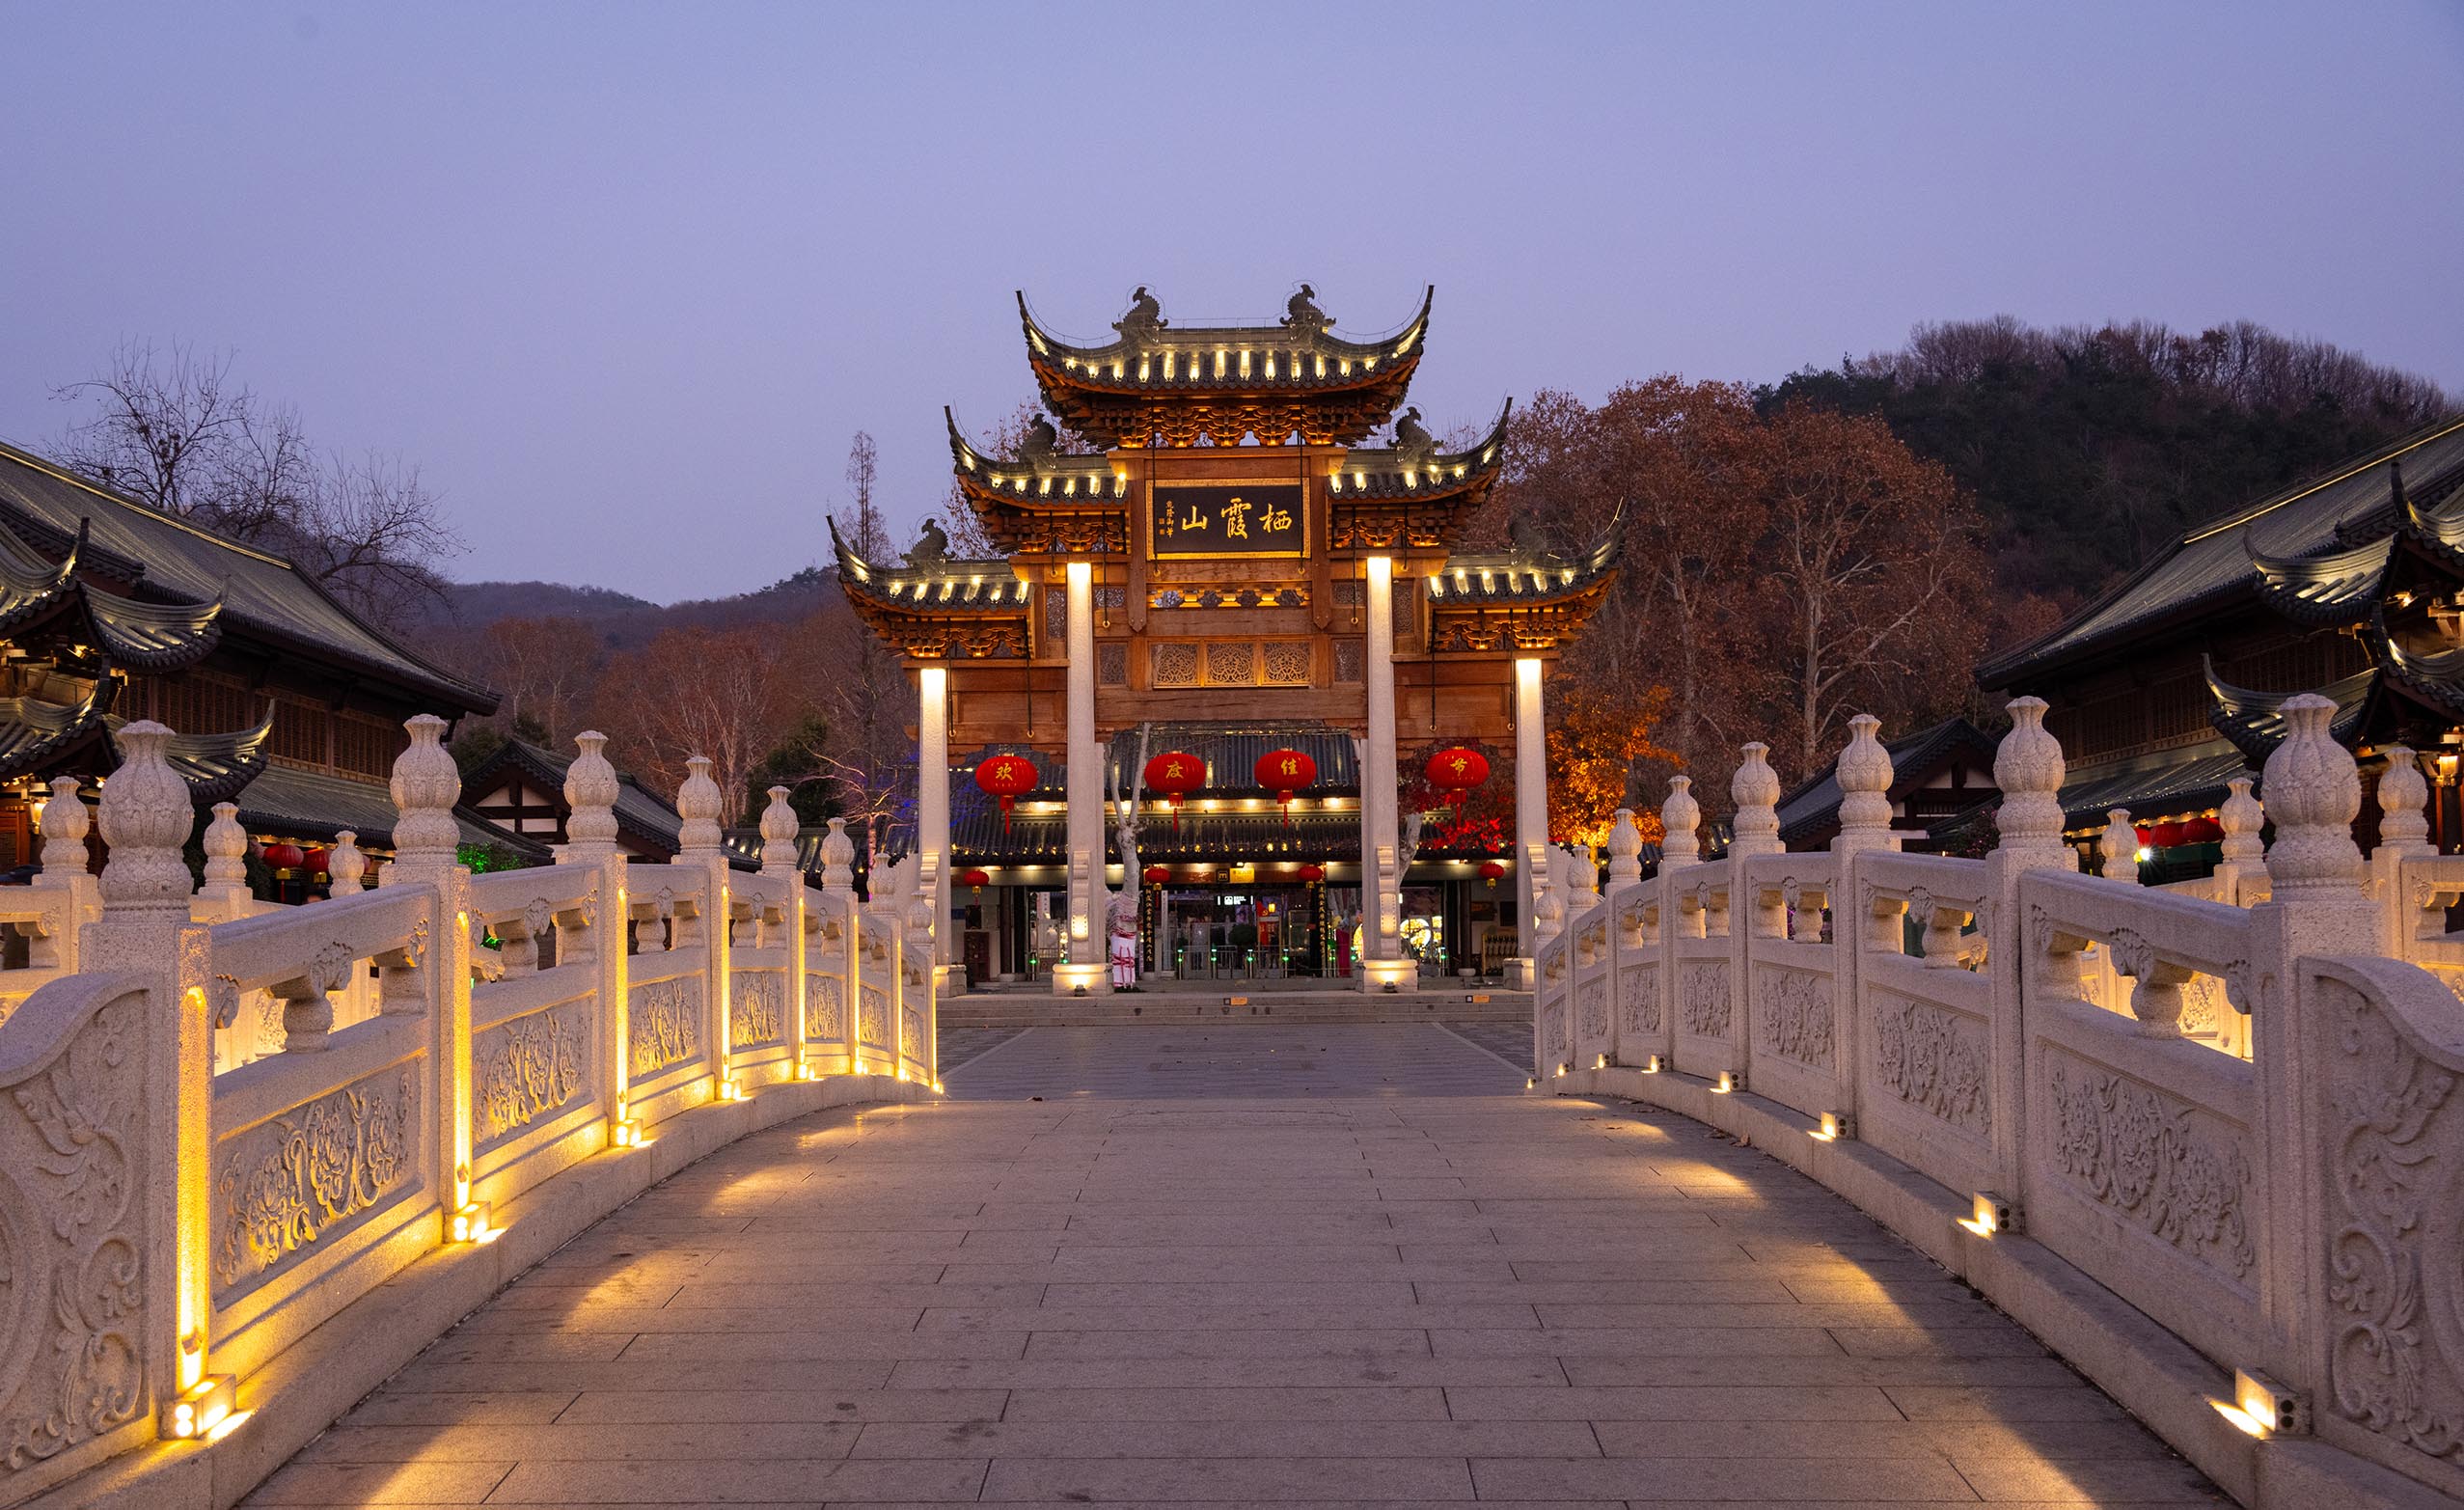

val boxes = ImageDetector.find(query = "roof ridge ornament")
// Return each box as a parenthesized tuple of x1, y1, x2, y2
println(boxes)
(1113, 285, 1166, 348)
(1280, 283, 1331, 341)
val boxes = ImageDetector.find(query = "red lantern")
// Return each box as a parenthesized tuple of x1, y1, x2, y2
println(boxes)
(1478, 859, 1507, 890)
(1144, 751, 1204, 830)
(1253, 748, 1317, 826)
(1141, 864, 1168, 884)
(261, 840, 304, 870)
(2149, 820, 2187, 849)
(2133, 825, 2154, 848)
(2182, 815, 2224, 844)
(972, 754, 1039, 833)
(960, 867, 991, 893)
(301, 847, 331, 876)
(1298, 863, 1326, 884)
(1425, 747, 1491, 815)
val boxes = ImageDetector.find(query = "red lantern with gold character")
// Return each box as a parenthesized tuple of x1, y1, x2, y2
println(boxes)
(1425, 747, 1491, 816)
(1253, 748, 1317, 827)
(960, 867, 991, 895)
(1144, 751, 1203, 830)
(972, 755, 1038, 833)
(1298, 863, 1326, 884)
(1478, 859, 1508, 890)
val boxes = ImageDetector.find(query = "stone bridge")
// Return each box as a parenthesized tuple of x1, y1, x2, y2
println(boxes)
(5, 698, 2464, 1508)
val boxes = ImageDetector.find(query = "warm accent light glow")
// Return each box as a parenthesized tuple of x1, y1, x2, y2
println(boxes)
(1817, 1111, 1848, 1141)
(162, 1375, 235, 1441)
(1713, 1071, 1737, 1093)
(448, 1201, 493, 1244)
(716, 1078, 746, 1102)
(610, 1117, 643, 1148)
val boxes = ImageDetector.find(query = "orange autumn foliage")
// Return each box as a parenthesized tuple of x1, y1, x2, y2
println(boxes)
(1547, 681, 1679, 848)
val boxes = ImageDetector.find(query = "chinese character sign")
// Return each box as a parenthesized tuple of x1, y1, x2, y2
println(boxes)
(1151, 483, 1306, 559)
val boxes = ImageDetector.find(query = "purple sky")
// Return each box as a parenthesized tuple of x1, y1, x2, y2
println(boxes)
(5, 3, 2460, 605)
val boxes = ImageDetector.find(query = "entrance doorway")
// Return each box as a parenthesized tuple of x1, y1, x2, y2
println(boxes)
(1150, 885, 1332, 980)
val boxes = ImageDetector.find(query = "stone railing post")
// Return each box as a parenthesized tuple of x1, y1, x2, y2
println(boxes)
(82, 722, 215, 1413)
(194, 800, 252, 921)
(758, 786, 808, 1064)
(869, 856, 909, 1073)
(818, 817, 862, 1075)
(385, 713, 471, 1230)
(2214, 777, 2264, 903)
(35, 775, 97, 967)
(2248, 694, 2378, 1399)
(904, 853, 938, 1087)
(327, 829, 366, 899)
(1728, 741, 1785, 1092)
(1985, 696, 2076, 1194)
(558, 731, 631, 1132)
(1830, 713, 1897, 1141)
(2371, 745, 2431, 959)
(674, 755, 732, 1096)
(2098, 809, 2138, 882)
(1602, 807, 1644, 1065)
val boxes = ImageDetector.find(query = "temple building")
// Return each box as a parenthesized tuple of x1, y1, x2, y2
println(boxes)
(834, 285, 1618, 991)
(0, 439, 514, 889)
(1980, 415, 2464, 869)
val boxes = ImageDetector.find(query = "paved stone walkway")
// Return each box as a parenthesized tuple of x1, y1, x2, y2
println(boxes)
(248, 1026, 2225, 1506)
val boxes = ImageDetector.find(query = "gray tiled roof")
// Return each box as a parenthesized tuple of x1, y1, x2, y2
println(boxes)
(1980, 416, 2464, 684)
(0, 441, 495, 713)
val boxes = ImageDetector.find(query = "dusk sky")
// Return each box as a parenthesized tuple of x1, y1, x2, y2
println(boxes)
(5, 3, 2459, 606)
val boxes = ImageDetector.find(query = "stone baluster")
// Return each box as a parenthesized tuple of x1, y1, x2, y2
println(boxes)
(38, 774, 89, 873)
(2373, 746, 2431, 957)
(758, 785, 800, 877)
(2214, 777, 2264, 906)
(756, 786, 808, 1059)
(1824, 714, 1898, 1136)
(675, 755, 725, 863)
(327, 830, 367, 898)
(1834, 715, 1897, 853)
(193, 800, 253, 923)
(817, 818, 860, 1074)
(386, 713, 474, 1216)
(1660, 777, 1703, 874)
(2248, 694, 2379, 1390)
(562, 731, 623, 863)
(1984, 696, 2076, 1190)
(1606, 809, 1644, 888)
(2099, 810, 2139, 883)
(1730, 743, 1783, 858)
(84, 721, 197, 972)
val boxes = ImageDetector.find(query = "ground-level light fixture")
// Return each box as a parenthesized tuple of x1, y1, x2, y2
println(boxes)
(2215, 1368, 2307, 1438)
(716, 1077, 747, 1103)
(1815, 1111, 1852, 1141)
(610, 1116, 644, 1148)
(1713, 1070, 1741, 1094)
(1961, 1191, 2018, 1237)
(162, 1374, 236, 1441)
(449, 1201, 495, 1244)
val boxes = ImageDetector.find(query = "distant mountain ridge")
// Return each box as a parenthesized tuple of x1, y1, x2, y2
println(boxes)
(422, 567, 836, 648)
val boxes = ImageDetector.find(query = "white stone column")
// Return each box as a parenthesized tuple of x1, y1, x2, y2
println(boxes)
(1359, 555, 1412, 991)
(917, 664, 953, 975)
(1055, 561, 1107, 994)
(1510, 655, 1547, 990)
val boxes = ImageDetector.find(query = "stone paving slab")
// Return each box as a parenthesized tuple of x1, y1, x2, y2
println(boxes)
(248, 1024, 2227, 1507)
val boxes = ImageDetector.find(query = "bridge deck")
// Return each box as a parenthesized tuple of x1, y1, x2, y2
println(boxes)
(245, 1025, 2226, 1507)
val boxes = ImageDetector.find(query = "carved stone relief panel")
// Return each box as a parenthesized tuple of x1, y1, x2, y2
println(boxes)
(2319, 980, 2464, 1463)
(1576, 979, 1608, 1040)
(473, 1005, 587, 1149)
(1677, 960, 1731, 1039)
(1870, 989, 1989, 1134)
(1753, 966, 1835, 1068)
(858, 985, 889, 1048)
(627, 977, 703, 1079)
(902, 1006, 924, 1060)
(213, 1066, 418, 1298)
(805, 975, 844, 1041)
(730, 974, 784, 1049)
(2042, 1053, 2255, 1282)
(0, 995, 150, 1473)
(1618, 962, 1660, 1033)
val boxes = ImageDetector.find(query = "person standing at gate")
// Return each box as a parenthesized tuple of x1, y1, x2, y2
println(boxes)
(1108, 892, 1140, 991)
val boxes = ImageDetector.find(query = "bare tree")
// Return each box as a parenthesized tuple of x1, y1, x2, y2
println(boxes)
(52, 340, 464, 617)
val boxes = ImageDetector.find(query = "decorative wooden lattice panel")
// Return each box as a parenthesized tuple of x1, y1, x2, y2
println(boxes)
(1152, 643, 1200, 687)
(1098, 643, 1128, 686)
(1204, 642, 1255, 686)
(1334, 639, 1365, 684)
(1262, 642, 1312, 686)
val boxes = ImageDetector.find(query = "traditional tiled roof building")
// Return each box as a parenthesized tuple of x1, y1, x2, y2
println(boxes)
(0, 439, 513, 885)
(1979, 415, 2464, 866)
(836, 286, 1618, 991)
